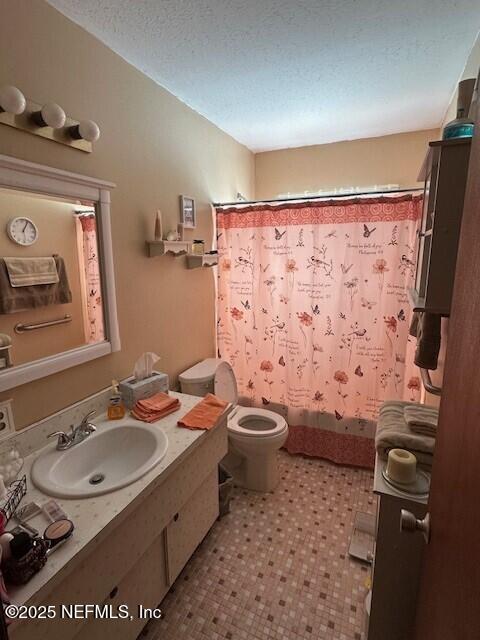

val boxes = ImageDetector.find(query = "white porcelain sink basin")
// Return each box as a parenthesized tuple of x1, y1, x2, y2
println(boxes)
(31, 420, 168, 498)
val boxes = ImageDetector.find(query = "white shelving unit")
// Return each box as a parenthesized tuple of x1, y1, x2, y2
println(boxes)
(367, 454, 429, 640)
(186, 253, 218, 269)
(146, 240, 190, 257)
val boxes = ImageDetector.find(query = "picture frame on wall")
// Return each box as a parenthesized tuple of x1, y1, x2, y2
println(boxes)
(179, 195, 196, 229)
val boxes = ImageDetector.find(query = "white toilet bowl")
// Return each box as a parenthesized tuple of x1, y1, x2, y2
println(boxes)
(179, 358, 289, 492)
(228, 406, 288, 492)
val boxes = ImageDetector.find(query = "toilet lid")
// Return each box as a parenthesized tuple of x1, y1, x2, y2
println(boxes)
(214, 361, 238, 405)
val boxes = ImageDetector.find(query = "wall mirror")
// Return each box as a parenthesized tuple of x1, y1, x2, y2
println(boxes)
(0, 154, 120, 392)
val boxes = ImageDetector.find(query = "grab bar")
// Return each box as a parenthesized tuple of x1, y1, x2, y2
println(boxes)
(420, 367, 442, 396)
(14, 314, 72, 334)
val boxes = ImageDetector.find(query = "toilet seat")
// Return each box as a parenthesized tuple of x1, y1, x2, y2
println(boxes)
(211, 362, 288, 439)
(228, 406, 288, 439)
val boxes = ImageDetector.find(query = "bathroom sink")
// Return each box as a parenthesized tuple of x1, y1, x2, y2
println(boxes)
(31, 420, 168, 498)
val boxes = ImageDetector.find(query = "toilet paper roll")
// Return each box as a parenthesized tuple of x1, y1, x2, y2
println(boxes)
(386, 449, 417, 485)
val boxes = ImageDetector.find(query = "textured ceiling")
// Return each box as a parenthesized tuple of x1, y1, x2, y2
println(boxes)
(47, 0, 480, 152)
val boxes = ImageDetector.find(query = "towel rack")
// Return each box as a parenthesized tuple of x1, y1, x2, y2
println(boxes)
(14, 314, 72, 334)
(420, 367, 442, 397)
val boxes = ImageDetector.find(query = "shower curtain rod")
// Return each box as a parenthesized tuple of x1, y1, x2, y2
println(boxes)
(213, 187, 423, 208)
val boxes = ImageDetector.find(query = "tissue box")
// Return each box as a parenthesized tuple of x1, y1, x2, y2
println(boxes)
(119, 372, 169, 408)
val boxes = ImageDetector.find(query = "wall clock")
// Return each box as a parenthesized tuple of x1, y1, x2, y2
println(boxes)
(6, 217, 39, 246)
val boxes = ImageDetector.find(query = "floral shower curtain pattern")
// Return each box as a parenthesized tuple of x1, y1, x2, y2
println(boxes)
(76, 214, 104, 343)
(216, 195, 422, 469)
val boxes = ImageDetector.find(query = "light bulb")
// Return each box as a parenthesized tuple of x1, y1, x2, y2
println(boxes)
(33, 102, 66, 129)
(79, 119, 100, 142)
(0, 85, 26, 115)
(70, 119, 100, 143)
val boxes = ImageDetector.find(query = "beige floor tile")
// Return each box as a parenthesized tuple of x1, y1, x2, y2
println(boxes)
(139, 450, 375, 640)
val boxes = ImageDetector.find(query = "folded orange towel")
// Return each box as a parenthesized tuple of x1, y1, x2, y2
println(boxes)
(132, 403, 180, 423)
(137, 392, 178, 412)
(131, 391, 181, 423)
(177, 393, 229, 430)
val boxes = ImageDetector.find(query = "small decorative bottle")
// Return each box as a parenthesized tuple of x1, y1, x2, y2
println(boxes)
(108, 380, 126, 420)
(192, 240, 205, 255)
(154, 210, 163, 241)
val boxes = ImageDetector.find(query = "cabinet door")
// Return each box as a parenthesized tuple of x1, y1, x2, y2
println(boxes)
(8, 515, 162, 640)
(412, 140, 471, 314)
(414, 148, 438, 300)
(74, 533, 168, 640)
(165, 470, 219, 584)
(368, 496, 427, 640)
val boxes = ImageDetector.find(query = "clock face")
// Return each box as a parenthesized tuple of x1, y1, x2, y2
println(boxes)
(7, 217, 38, 246)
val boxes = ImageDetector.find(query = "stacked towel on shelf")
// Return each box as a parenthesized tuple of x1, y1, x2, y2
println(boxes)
(404, 403, 439, 438)
(131, 392, 180, 423)
(375, 401, 438, 469)
(178, 393, 229, 430)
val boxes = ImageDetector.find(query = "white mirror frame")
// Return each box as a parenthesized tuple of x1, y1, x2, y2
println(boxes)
(0, 154, 120, 392)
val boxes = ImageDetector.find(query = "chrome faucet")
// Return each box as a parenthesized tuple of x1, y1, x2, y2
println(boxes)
(48, 410, 97, 451)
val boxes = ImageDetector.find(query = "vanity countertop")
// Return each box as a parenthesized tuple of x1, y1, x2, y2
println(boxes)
(7, 391, 226, 607)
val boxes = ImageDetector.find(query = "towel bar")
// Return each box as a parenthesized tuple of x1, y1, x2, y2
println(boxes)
(420, 367, 442, 396)
(14, 314, 72, 334)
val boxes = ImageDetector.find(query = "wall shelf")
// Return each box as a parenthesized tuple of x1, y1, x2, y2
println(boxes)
(146, 240, 190, 257)
(186, 253, 218, 269)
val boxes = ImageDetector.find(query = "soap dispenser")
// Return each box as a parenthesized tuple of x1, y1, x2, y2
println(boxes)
(108, 380, 126, 420)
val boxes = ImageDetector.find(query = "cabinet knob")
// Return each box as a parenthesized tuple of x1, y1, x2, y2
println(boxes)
(173, 513, 179, 522)
(400, 510, 430, 544)
(109, 586, 119, 599)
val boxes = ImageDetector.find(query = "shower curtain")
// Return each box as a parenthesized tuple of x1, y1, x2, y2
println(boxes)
(76, 214, 104, 344)
(216, 194, 422, 468)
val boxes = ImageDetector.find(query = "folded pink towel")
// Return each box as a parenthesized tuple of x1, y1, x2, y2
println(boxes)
(177, 394, 229, 430)
(131, 392, 181, 423)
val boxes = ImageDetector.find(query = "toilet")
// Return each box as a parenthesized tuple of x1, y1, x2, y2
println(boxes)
(179, 358, 288, 492)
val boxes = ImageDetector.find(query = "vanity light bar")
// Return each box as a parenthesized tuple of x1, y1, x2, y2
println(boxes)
(0, 85, 100, 152)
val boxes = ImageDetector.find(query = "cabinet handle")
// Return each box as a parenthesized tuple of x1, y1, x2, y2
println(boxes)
(109, 586, 119, 599)
(400, 510, 430, 544)
(173, 513, 179, 522)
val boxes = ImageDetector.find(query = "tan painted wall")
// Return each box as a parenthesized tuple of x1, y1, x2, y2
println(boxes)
(0, 189, 86, 364)
(255, 129, 438, 200)
(0, 0, 254, 428)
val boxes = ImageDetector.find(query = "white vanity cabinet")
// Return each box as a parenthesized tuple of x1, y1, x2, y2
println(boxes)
(80, 533, 168, 640)
(9, 422, 227, 640)
(165, 469, 219, 585)
(367, 455, 428, 640)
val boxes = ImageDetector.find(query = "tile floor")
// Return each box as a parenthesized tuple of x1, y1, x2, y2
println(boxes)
(141, 451, 376, 640)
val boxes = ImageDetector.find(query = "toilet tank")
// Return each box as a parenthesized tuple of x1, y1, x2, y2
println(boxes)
(178, 358, 222, 397)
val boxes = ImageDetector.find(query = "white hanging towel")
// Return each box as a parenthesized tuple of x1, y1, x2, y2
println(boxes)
(4, 257, 59, 287)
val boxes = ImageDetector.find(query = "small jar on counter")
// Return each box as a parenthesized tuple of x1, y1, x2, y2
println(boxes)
(191, 240, 205, 255)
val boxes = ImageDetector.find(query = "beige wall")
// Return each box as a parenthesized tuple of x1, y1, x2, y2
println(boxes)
(255, 129, 438, 200)
(0, 0, 254, 428)
(0, 189, 86, 364)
